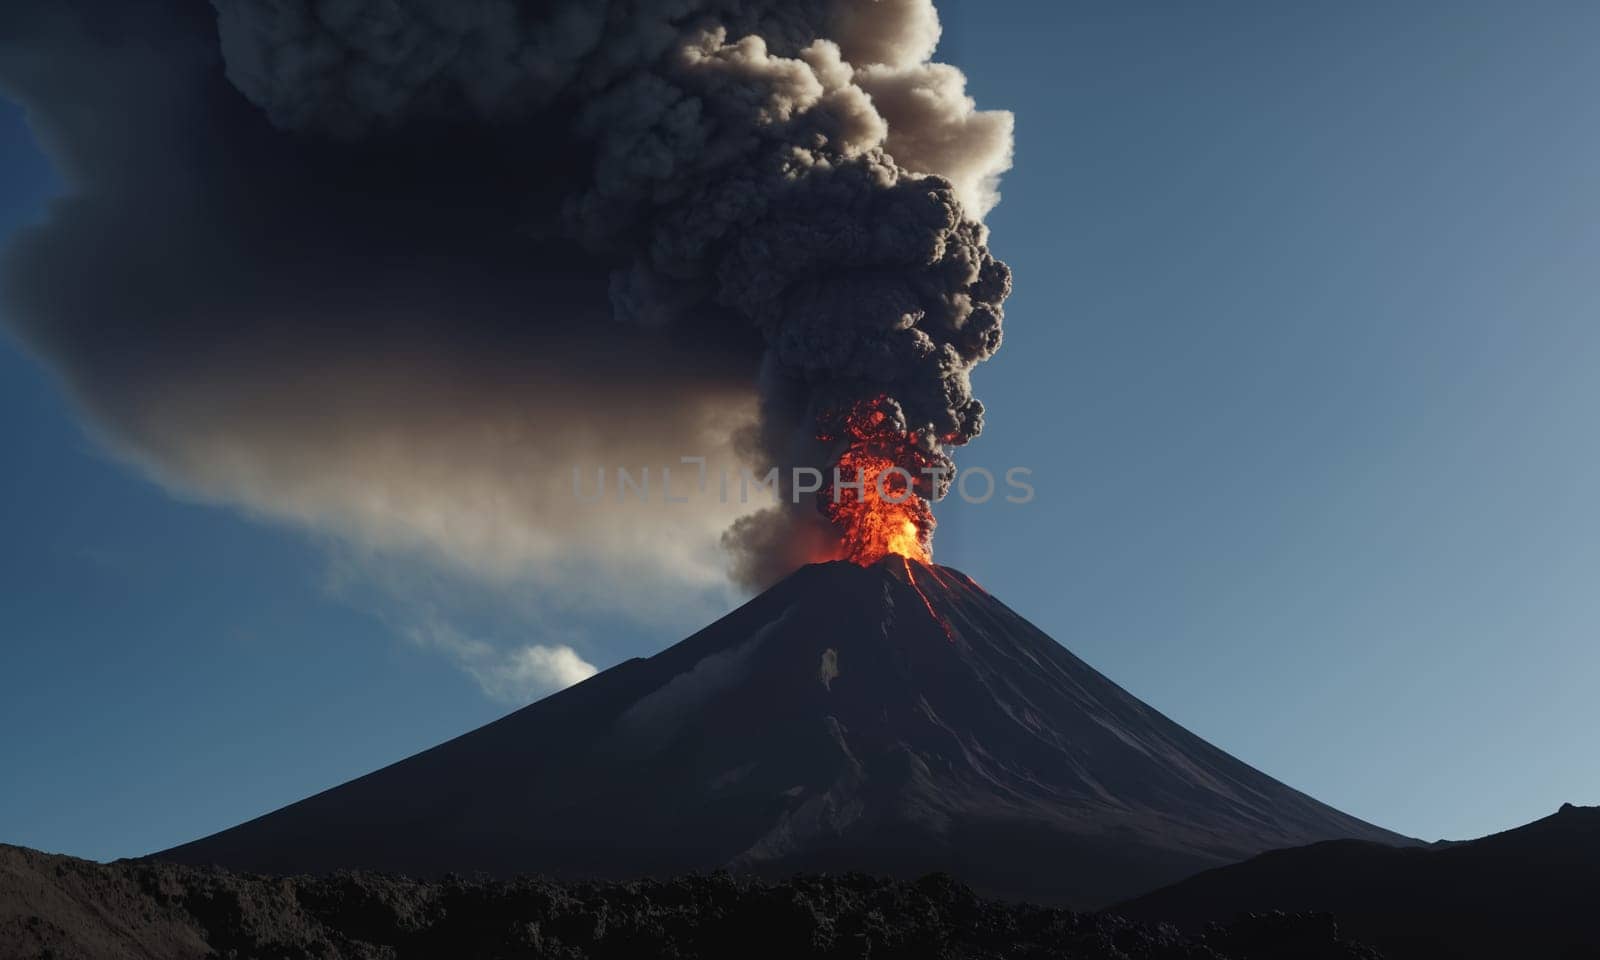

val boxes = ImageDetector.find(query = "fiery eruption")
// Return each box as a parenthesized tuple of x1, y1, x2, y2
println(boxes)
(817, 398, 958, 641)
(828, 446, 935, 565)
(819, 397, 944, 566)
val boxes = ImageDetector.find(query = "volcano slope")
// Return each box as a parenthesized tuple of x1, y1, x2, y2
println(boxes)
(156, 558, 1406, 906)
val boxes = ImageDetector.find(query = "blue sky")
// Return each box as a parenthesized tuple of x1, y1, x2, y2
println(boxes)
(5, 1, 1599, 860)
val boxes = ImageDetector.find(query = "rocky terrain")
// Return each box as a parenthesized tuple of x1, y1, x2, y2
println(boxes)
(1, 843, 1379, 960)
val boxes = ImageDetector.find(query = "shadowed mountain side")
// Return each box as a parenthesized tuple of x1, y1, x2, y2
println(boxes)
(1116, 803, 1600, 959)
(156, 559, 1407, 907)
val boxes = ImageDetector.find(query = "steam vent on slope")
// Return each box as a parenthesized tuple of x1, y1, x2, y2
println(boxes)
(158, 559, 1404, 906)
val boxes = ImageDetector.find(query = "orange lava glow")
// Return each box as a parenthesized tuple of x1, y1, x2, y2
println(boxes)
(903, 556, 955, 642)
(826, 448, 934, 565)
(819, 402, 936, 567)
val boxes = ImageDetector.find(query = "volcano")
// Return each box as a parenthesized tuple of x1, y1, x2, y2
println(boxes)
(156, 558, 1405, 906)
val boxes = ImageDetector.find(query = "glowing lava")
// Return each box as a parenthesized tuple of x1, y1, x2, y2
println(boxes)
(818, 399, 938, 566)
(902, 556, 955, 642)
(815, 398, 955, 641)
(827, 447, 934, 565)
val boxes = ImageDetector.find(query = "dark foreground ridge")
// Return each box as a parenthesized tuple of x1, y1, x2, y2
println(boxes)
(156, 559, 1405, 907)
(0, 843, 1379, 960)
(1117, 803, 1600, 959)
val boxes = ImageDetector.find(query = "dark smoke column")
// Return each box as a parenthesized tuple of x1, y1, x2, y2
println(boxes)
(1, 0, 1012, 594)
(207, 0, 1014, 585)
(578, 7, 1017, 582)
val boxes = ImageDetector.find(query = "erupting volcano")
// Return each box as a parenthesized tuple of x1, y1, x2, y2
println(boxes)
(157, 558, 1406, 907)
(818, 397, 943, 566)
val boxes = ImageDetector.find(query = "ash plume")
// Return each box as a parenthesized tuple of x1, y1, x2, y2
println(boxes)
(0, 0, 1013, 622)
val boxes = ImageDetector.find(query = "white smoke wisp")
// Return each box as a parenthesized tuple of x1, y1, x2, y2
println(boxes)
(405, 619, 598, 705)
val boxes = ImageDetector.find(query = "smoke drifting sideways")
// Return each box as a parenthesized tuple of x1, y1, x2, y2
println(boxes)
(0, 0, 1013, 617)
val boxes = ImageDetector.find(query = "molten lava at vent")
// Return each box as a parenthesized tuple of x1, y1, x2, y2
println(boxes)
(818, 398, 941, 567)
(827, 447, 934, 565)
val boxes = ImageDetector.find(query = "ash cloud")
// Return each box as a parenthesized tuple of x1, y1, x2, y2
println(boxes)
(0, 0, 1012, 626)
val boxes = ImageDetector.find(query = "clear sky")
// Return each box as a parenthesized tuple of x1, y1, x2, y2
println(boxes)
(4, 1, 1599, 860)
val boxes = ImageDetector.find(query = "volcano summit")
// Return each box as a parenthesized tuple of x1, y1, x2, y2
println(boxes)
(159, 558, 1403, 906)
